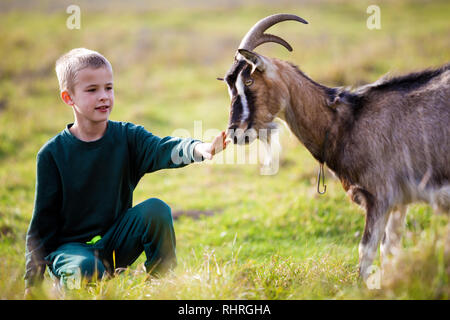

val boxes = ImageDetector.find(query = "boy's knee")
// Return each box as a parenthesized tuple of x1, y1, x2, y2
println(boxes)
(139, 198, 173, 225)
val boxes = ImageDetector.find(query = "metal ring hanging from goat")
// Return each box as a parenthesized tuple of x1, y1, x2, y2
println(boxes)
(317, 163, 327, 195)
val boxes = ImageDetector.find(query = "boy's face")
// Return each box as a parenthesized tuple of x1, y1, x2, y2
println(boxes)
(63, 66, 114, 125)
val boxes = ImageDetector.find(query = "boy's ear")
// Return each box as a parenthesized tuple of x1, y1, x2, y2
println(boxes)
(61, 90, 74, 106)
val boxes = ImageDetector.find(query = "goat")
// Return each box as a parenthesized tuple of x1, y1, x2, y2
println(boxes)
(220, 13, 450, 281)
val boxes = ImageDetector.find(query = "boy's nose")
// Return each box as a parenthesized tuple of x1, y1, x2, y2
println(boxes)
(99, 90, 109, 101)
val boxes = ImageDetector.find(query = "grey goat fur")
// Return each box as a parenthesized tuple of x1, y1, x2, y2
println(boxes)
(222, 14, 450, 281)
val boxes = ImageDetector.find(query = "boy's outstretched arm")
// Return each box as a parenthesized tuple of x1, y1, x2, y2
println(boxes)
(193, 131, 228, 160)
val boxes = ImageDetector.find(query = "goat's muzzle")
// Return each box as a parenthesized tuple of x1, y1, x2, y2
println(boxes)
(226, 124, 258, 145)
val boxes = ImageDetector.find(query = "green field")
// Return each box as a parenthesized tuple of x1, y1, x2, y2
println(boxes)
(0, 0, 449, 299)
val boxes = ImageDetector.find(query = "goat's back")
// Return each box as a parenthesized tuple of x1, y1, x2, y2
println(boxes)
(341, 65, 449, 203)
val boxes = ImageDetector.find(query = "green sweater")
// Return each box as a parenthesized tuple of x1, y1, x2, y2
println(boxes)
(25, 120, 202, 286)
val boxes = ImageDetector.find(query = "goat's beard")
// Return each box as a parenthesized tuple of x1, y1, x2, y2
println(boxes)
(258, 122, 282, 175)
(225, 121, 282, 175)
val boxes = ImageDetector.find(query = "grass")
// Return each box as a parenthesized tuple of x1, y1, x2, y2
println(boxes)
(0, 0, 449, 300)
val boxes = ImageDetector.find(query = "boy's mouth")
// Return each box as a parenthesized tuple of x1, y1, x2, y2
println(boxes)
(95, 105, 110, 112)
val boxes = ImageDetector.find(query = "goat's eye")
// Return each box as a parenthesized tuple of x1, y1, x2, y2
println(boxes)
(245, 79, 253, 86)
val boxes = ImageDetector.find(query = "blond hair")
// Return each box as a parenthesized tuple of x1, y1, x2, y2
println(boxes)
(55, 48, 112, 92)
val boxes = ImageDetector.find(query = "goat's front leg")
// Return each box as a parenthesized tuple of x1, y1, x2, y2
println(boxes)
(359, 201, 389, 281)
(380, 205, 407, 266)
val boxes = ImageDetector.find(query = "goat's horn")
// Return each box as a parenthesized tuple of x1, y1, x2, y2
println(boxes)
(238, 13, 308, 52)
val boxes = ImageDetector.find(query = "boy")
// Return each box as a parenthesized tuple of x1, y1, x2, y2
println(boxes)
(24, 48, 227, 294)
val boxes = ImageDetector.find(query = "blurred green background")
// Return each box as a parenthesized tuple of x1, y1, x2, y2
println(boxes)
(0, 0, 449, 299)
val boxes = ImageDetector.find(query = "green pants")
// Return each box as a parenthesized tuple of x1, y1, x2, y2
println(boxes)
(46, 198, 177, 288)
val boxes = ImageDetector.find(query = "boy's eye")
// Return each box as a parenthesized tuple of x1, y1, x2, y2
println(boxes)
(106, 87, 113, 91)
(86, 88, 96, 92)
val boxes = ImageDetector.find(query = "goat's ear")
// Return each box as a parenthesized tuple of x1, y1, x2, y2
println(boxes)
(237, 49, 266, 73)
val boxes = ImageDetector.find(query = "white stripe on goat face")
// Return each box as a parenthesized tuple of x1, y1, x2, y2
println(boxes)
(236, 72, 250, 124)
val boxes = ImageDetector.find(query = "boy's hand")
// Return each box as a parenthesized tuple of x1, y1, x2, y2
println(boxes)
(194, 131, 228, 160)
